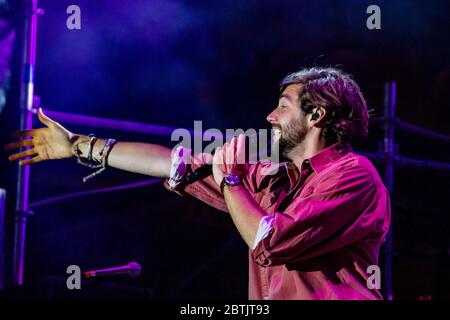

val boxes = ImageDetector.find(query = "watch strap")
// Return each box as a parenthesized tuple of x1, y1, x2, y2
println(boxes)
(220, 174, 241, 193)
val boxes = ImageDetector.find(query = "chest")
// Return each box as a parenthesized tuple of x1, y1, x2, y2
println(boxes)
(254, 169, 317, 214)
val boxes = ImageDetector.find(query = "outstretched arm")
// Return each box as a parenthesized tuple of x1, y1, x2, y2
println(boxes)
(4, 108, 172, 178)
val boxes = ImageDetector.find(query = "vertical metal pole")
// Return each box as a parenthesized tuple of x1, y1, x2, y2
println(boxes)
(383, 82, 396, 300)
(0, 189, 6, 290)
(12, 0, 39, 286)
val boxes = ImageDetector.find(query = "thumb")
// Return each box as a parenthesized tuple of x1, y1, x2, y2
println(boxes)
(38, 107, 54, 127)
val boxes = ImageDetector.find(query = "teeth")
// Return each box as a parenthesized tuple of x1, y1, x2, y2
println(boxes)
(273, 128, 281, 135)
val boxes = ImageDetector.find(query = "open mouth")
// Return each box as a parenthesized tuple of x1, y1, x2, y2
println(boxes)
(272, 127, 282, 138)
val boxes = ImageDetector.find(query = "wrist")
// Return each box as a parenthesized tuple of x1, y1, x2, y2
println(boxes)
(220, 173, 242, 194)
(71, 135, 116, 183)
(222, 183, 245, 195)
(70, 134, 92, 159)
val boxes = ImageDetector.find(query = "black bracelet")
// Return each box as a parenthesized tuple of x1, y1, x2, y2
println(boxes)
(74, 134, 102, 169)
(87, 134, 98, 163)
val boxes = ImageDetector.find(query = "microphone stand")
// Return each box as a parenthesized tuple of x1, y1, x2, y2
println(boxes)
(12, 0, 43, 286)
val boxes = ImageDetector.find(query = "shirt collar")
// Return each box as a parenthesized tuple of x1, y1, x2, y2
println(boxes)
(285, 142, 352, 175)
(308, 142, 352, 173)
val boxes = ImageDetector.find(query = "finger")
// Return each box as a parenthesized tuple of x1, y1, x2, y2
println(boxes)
(19, 155, 42, 166)
(223, 141, 233, 166)
(213, 146, 223, 165)
(8, 148, 38, 161)
(230, 137, 239, 165)
(4, 139, 34, 151)
(236, 134, 246, 165)
(12, 130, 36, 138)
(38, 107, 54, 127)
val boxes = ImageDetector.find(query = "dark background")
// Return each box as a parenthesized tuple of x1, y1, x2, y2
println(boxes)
(0, 0, 449, 299)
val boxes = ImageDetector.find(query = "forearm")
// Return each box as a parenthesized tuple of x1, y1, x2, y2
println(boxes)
(72, 134, 172, 178)
(223, 185, 266, 248)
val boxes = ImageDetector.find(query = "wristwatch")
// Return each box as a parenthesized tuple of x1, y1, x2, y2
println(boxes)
(220, 174, 242, 193)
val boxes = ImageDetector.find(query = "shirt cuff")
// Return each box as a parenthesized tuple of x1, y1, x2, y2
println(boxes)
(252, 215, 274, 250)
(167, 146, 190, 189)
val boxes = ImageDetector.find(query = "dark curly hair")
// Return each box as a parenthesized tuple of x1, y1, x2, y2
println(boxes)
(279, 67, 369, 146)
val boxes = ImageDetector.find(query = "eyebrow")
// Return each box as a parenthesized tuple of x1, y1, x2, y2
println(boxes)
(279, 94, 293, 103)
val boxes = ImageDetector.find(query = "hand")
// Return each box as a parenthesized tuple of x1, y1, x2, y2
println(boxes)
(4, 107, 76, 165)
(212, 134, 249, 186)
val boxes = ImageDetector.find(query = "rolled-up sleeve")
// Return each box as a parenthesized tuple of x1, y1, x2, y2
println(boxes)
(163, 151, 228, 212)
(251, 165, 391, 267)
(163, 151, 267, 213)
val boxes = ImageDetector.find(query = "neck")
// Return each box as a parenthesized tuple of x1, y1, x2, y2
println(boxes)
(287, 136, 327, 168)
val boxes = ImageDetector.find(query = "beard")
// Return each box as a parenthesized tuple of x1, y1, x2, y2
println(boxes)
(273, 118, 308, 159)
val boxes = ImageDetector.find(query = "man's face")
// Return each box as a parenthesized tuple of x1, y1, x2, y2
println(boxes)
(266, 84, 309, 159)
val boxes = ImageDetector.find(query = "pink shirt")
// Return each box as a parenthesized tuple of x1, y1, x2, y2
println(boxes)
(164, 142, 391, 300)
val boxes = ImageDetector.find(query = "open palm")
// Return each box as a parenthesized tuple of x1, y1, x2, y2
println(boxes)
(4, 108, 75, 165)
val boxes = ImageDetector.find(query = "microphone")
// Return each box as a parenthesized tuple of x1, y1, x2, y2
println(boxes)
(185, 135, 255, 184)
(83, 261, 142, 279)
(185, 160, 214, 184)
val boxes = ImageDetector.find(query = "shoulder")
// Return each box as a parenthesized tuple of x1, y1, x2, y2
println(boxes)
(350, 152, 385, 187)
(322, 151, 387, 191)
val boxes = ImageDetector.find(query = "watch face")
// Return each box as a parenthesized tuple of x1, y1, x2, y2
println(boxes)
(225, 174, 240, 185)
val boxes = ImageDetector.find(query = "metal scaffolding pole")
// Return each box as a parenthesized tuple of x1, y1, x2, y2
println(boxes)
(12, 0, 41, 286)
(382, 82, 396, 300)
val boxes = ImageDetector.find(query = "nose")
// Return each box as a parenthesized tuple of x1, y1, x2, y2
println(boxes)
(266, 108, 277, 124)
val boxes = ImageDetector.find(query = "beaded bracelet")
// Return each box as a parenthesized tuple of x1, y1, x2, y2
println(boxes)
(81, 138, 117, 182)
(98, 138, 117, 167)
(72, 134, 117, 182)
(73, 133, 103, 169)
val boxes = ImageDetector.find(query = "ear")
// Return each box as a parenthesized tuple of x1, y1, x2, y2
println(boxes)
(310, 107, 326, 127)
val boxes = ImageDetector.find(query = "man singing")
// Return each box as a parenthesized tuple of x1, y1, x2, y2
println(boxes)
(5, 67, 390, 300)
